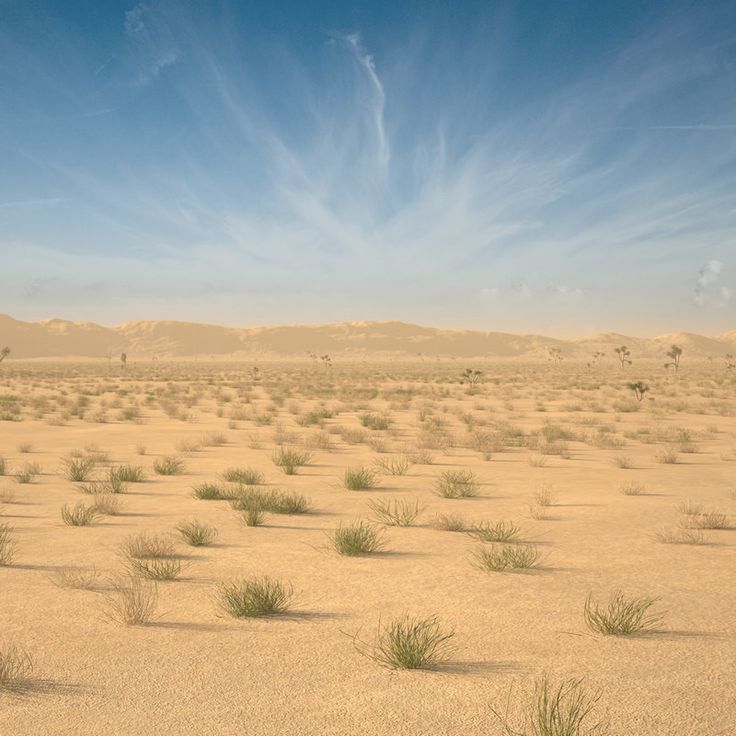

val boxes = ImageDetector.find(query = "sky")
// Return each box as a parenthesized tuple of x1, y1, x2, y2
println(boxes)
(1, 0, 735, 336)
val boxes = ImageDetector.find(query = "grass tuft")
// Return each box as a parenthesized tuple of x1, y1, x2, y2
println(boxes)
(217, 576, 294, 617)
(435, 469, 478, 498)
(328, 521, 386, 555)
(176, 519, 218, 546)
(367, 497, 424, 526)
(583, 591, 663, 635)
(344, 466, 379, 490)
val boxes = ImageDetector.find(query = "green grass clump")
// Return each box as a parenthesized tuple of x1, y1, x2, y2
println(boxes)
(344, 466, 379, 490)
(0, 523, 16, 565)
(62, 456, 97, 482)
(192, 482, 232, 500)
(127, 557, 184, 581)
(272, 447, 313, 475)
(492, 675, 605, 736)
(354, 614, 454, 670)
(469, 520, 520, 542)
(329, 521, 386, 556)
(61, 502, 100, 526)
(473, 543, 540, 572)
(113, 464, 145, 483)
(435, 469, 478, 498)
(176, 519, 218, 546)
(153, 456, 186, 476)
(583, 591, 663, 635)
(359, 412, 391, 431)
(367, 497, 424, 527)
(217, 576, 294, 618)
(221, 467, 264, 485)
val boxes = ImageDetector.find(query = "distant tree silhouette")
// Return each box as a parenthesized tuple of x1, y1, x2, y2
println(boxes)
(0, 346, 9, 364)
(614, 345, 632, 368)
(664, 344, 682, 372)
(547, 347, 563, 366)
(120, 352, 127, 370)
(460, 368, 483, 393)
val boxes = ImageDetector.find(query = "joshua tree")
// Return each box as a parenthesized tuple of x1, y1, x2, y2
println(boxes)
(665, 344, 682, 372)
(726, 354, 735, 371)
(627, 381, 649, 402)
(120, 352, 127, 370)
(0, 346, 10, 364)
(460, 368, 483, 393)
(320, 354, 332, 368)
(547, 347, 563, 365)
(251, 366, 260, 382)
(614, 345, 632, 368)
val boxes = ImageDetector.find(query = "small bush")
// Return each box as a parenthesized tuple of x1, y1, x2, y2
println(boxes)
(192, 482, 231, 500)
(127, 557, 184, 581)
(91, 492, 123, 516)
(103, 575, 158, 625)
(114, 464, 145, 483)
(583, 591, 663, 635)
(176, 519, 218, 546)
(534, 485, 555, 507)
(430, 513, 466, 532)
(51, 565, 99, 590)
(0, 523, 16, 565)
(217, 576, 294, 617)
(61, 502, 100, 526)
(469, 520, 520, 543)
(344, 466, 379, 490)
(328, 521, 386, 556)
(14, 462, 39, 484)
(435, 469, 478, 498)
(0, 643, 33, 692)
(681, 512, 728, 530)
(620, 481, 645, 496)
(612, 454, 632, 469)
(654, 527, 706, 545)
(222, 467, 264, 485)
(121, 532, 177, 559)
(368, 498, 424, 527)
(153, 456, 186, 476)
(62, 456, 97, 482)
(473, 544, 540, 572)
(655, 447, 679, 464)
(373, 455, 411, 476)
(353, 614, 454, 670)
(0, 457, 5, 476)
(359, 412, 391, 431)
(491, 675, 605, 736)
(272, 447, 313, 475)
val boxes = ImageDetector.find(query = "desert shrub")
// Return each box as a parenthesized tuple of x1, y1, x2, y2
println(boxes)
(612, 454, 632, 469)
(473, 544, 540, 572)
(469, 520, 520, 543)
(61, 502, 100, 526)
(103, 575, 158, 625)
(14, 462, 39, 484)
(51, 565, 99, 589)
(62, 456, 97, 482)
(367, 498, 424, 526)
(202, 431, 228, 447)
(0, 457, 5, 476)
(221, 467, 264, 485)
(328, 521, 386, 556)
(272, 447, 313, 475)
(344, 466, 379, 490)
(430, 513, 466, 532)
(91, 492, 123, 516)
(435, 469, 478, 498)
(0, 523, 16, 565)
(153, 456, 186, 475)
(583, 591, 663, 635)
(677, 499, 703, 516)
(176, 519, 218, 546)
(491, 675, 605, 736)
(406, 449, 434, 465)
(373, 455, 411, 476)
(114, 464, 145, 482)
(127, 557, 184, 581)
(359, 412, 390, 431)
(217, 576, 294, 617)
(192, 482, 232, 500)
(654, 527, 706, 545)
(681, 512, 728, 530)
(121, 532, 177, 559)
(533, 485, 555, 506)
(0, 643, 33, 692)
(619, 481, 645, 496)
(655, 447, 679, 464)
(353, 614, 454, 670)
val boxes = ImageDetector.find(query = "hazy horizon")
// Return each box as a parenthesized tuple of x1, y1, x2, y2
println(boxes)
(2, 1, 735, 335)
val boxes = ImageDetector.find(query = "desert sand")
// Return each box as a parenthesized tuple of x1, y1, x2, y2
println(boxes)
(0, 356, 734, 735)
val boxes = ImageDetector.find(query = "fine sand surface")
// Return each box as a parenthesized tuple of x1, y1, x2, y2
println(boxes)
(0, 361, 734, 735)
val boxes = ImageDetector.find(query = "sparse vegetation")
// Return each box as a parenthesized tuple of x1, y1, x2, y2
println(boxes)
(217, 576, 294, 617)
(435, 469, 478, 498)
(583, 591, 663, 635)
(328, 521, 386, 555)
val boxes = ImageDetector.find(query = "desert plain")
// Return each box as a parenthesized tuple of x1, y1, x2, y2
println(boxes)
(0, 347, 734, 735)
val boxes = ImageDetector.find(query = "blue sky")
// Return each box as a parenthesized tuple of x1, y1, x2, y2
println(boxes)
(1, 0, 734, 335)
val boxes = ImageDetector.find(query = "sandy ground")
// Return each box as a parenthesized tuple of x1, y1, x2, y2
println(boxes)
(0, 362, 734, 735)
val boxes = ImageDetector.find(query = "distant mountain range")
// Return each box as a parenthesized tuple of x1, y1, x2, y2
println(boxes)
(1, 313, 734, 361)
